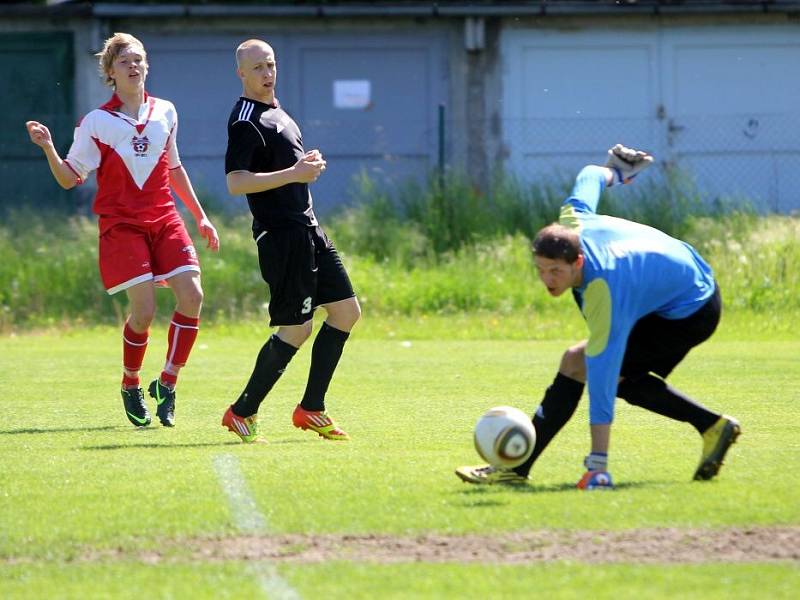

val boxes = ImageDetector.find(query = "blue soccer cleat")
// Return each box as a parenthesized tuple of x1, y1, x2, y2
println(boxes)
(576, 470, 614, 490)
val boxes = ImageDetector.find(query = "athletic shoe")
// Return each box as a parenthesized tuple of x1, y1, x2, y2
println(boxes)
(121, 387, 151, 427)
(605, 143, 654, 184)
(148, 379, 176, 427)
(221, 405, 259, 443)
(576, 470, 614, 490)
(694, 415, 741, 481)
(292, 404, 350, 440)
(455, 464, 529, 485)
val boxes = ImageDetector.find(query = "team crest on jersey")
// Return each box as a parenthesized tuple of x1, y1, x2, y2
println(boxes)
(131, 135, 150, 156)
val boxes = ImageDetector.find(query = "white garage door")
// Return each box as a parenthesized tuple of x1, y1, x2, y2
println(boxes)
(502, 25, 800, 212)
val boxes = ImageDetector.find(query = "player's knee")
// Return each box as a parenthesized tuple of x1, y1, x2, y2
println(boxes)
(344, 297, 361, 327)
(330, 297, 361, 330)
(284, 321, 313, 347)
(290, 320, 314, 340)
(189, 285, 204, 310)
(129, 307, 155, 331)
(178, 283, 204, 314)
(292, 321, 314, 348)
(559, 345, 586, 381)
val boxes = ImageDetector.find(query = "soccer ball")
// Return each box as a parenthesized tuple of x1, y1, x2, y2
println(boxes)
(474, 406, 536, 468)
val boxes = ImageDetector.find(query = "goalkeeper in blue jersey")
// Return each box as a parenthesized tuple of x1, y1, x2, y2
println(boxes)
(457, 145, 740, 489)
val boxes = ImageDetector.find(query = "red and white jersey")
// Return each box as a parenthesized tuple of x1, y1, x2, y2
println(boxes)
(65, 92, 182, 231)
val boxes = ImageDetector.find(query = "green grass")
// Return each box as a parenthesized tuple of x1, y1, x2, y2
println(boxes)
(1, 322, 798, 597)
(2, 563, 798, 600)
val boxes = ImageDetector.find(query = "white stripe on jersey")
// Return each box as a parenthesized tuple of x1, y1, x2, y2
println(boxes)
(239, 101, 254, 122)
(235, 101, 266, 146)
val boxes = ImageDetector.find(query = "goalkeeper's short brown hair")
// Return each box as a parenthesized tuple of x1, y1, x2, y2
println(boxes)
(532, 223, 581, 263)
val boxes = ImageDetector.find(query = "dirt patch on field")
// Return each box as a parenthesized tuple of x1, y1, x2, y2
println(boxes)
(6, 527, 799, 565)
(175, 526, 800, 564)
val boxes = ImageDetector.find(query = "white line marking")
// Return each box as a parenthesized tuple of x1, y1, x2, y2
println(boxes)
(213, 454, 301, 600)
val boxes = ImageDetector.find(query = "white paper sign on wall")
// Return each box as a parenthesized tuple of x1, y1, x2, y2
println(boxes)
(333, 80, 371, 109)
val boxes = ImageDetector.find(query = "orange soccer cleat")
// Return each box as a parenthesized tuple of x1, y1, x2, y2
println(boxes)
(221, 405, 260, 443)
(292, 404, 350, 441)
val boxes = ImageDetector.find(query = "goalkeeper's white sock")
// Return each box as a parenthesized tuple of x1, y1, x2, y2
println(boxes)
(584, 452, 609, 472)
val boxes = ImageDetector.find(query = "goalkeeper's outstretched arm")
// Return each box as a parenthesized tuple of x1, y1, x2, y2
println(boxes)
(564, 144, 655, 215)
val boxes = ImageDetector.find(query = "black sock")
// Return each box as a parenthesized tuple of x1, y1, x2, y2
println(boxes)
(300, 322, 350, 412)
(232, 334, 297, 417)
(617, 374, 718, 433)
(513, 373, 584, 477)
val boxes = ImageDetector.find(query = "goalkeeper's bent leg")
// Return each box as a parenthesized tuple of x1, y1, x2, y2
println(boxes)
(617, 373, 718, 433)
(513, 372, 584, 478)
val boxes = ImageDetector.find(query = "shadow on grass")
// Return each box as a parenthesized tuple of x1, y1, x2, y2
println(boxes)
(80, 437, 315, 450)
(80, 441, 243, 450)
(0, 426, 119, 435)
(454, 479, 651, 500)
(263, 438, 316, 445)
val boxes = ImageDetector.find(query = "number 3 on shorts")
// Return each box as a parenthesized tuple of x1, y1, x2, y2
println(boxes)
(301, 296, 312, 314)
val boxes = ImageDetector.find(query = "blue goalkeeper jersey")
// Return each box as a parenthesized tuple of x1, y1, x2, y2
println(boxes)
(560, 166, 716, 425)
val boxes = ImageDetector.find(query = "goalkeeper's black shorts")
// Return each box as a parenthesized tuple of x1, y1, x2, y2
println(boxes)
(620, 284, 721, 379)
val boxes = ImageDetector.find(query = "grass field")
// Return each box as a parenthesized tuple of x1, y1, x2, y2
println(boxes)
(1, 317, 799, 598)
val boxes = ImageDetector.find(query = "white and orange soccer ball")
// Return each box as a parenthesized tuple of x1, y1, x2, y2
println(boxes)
(474, 406, 536, 468)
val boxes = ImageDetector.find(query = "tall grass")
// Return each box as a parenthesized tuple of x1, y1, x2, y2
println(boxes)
(0, 209, 265, 330)
(686, 213, 799, 312)
(331, 169, 562, 262)
(1, 170, 797, 331)
(329, 167, 753, 261)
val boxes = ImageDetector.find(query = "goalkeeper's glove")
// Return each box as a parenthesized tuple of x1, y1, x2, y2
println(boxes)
(605, 143, 654, 185)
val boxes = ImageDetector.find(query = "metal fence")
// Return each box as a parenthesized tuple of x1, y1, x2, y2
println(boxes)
(442, 112, 800, 213)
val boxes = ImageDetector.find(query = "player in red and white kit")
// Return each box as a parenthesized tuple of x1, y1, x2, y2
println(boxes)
(25, 32, 220, 428)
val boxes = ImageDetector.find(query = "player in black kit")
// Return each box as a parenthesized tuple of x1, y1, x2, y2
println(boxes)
(221, 39, 361, 443)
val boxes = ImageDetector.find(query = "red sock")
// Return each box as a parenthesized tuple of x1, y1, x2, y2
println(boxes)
(161, 311, 200, 388)
(122, 373, 140, 389)
(122, 320, 149, 388)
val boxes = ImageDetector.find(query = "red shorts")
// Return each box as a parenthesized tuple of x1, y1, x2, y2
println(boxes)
(98, 216, 200, 295)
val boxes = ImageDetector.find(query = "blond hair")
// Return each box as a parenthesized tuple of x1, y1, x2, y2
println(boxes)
(96, 33, 147, 88)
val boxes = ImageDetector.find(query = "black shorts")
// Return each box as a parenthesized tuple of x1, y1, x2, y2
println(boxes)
(255, 225, 355, 327)
(620, 285, 721, 379)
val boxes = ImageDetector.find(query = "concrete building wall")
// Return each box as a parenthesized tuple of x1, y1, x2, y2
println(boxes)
(3, 7, 799, 213)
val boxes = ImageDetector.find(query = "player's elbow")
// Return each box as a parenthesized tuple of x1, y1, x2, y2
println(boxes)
(58, 178, 77, 191)
(226, 172, 246, 196)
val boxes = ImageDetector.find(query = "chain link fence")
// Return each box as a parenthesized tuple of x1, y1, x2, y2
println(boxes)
(443, 112, 800, 213)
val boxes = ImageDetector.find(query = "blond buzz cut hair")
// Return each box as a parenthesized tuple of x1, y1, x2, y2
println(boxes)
(96, 32, 147, 88)
(235, 39, 272, 67)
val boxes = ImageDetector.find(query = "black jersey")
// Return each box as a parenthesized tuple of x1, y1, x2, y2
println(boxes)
(225, 97, 318, 231)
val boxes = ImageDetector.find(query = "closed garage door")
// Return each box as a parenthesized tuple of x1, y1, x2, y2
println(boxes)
(141, 30, 447, 213)
(502, 25, 800, 212)
(0, 32, 74, 211)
